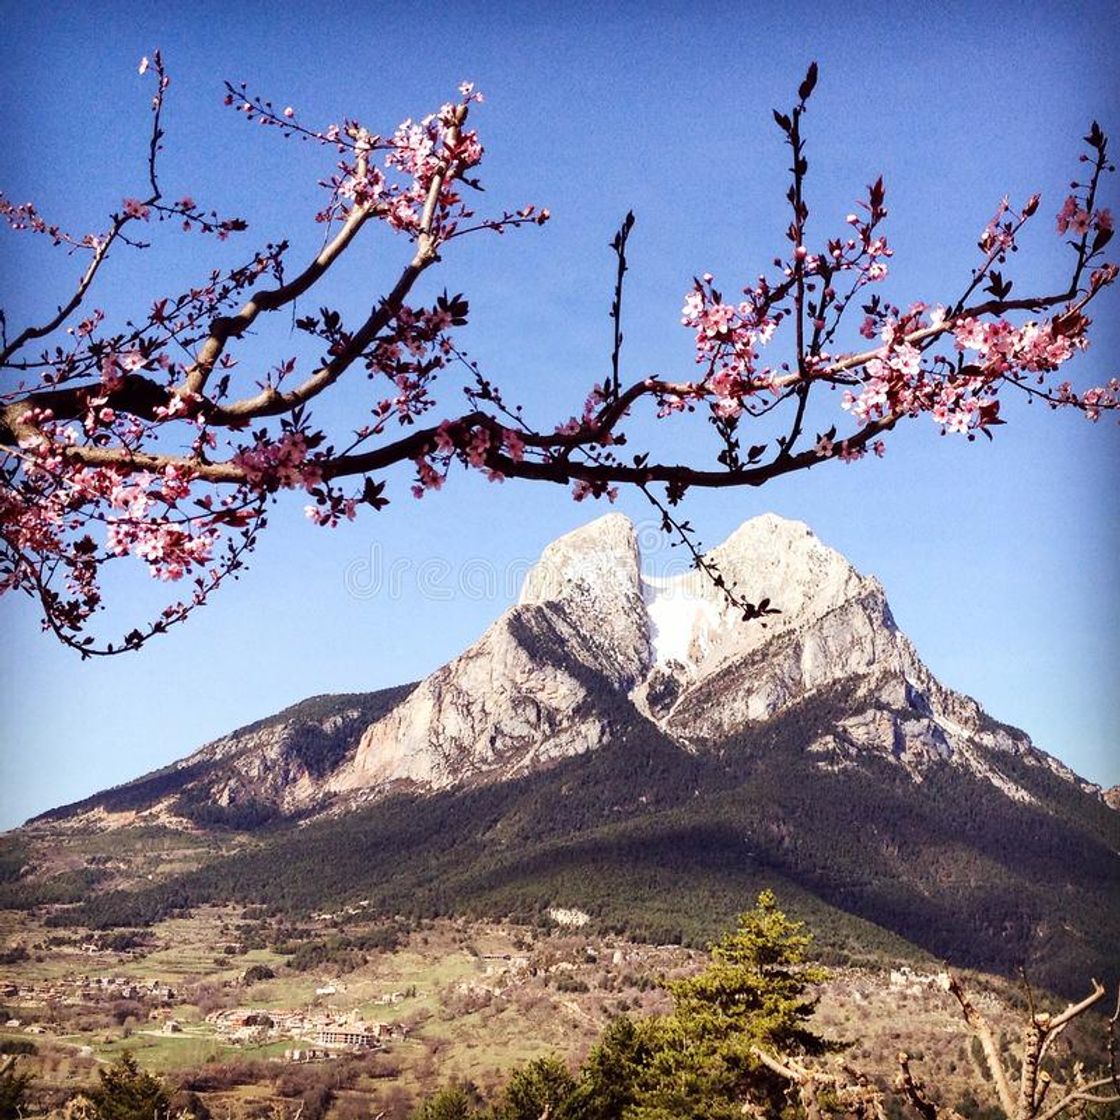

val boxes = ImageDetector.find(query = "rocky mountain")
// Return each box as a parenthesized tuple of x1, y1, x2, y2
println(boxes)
(31, 513, 1106, 826)
(11, 513, 1118, 995)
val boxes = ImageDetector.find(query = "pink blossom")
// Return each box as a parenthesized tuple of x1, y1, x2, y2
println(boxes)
(100, 355, 125, 393)
(232, 429, 314, 489)
(411, 456, 443, 497)
(701, 302, 735, 337)
(1056, 195, 1078, 234)
(434, 420, 457, 454)
(571, 480, 619, 503)
(503, 428, 526, 462)
(122, 198, 150, 221)
(464, 427, 491, 468)
(889, 343, 921, 379)
(160, 464, 194, 503)
(945, 411, 971, 434)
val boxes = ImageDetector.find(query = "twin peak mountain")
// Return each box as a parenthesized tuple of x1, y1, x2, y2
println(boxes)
(55, 512, 1102, 828)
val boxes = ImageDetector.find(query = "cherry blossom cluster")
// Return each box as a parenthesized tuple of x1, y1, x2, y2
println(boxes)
(830, 299, 1093, 443)
(1056, 195, 1112, 237)
(679, 278, 780, 417)
(0, 195, 103, 250)
(232, 429, 321, 490)
(803, 136, 1115, 459)
(674, 171, 894, 424)
(1054, 377, 1120, 419)
(2, 434, 242, 607)
(408, 419, 528, 499)
(229, 79, 494, 241)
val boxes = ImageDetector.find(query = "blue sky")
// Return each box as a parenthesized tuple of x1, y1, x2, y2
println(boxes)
(1, 1, 1117, 828)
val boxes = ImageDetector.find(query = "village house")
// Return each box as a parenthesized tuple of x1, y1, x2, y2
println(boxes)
(314, 1022, 387, 1049)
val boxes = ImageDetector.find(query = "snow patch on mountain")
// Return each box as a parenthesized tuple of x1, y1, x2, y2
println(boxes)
(641, 574, 721, 668)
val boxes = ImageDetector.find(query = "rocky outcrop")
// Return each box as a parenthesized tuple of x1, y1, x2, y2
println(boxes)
(329, 515, 651, 796)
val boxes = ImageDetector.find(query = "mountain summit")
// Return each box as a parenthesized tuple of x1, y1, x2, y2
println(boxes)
(337, 510, 1094, 809)
(39, 513, 1102, 825)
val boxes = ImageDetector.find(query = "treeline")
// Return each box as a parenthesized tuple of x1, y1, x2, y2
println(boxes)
(0, 867, 110, 909)
(273, 924, 407, 972)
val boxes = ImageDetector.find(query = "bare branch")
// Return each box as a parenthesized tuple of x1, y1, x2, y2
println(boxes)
(206, 105, 469, 423)
(1047, 979, 1106, 1032)
(948, 973, 1017, 1117)
(895, 1051, 943, 1120)
(178, 199, 376, 399)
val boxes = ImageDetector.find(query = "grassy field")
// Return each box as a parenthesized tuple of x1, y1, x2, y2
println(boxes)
(52, 1029, 297, 1074)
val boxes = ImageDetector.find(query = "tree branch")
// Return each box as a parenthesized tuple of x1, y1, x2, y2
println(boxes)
(205, 106, 469, 423)
(948, 974, 1017, 1117)
(179, 196, 376, 399)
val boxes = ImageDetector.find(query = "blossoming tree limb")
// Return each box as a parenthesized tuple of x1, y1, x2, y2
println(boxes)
(1, 57, 1115, 654)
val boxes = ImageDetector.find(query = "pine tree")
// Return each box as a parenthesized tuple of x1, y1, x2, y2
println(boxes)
(569, 1017, 652, 1120)
(627, 890, 829, 1119)
(88, 1052, 170, 1120)
(411, 1083, 481, 1120)
(493, 1056, 578, 1120)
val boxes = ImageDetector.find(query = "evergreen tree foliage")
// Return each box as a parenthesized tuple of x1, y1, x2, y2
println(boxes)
(604, 891, 828, 1118)
(493, 1056, 579, 1120)
(411, 1083, 483, 1120)
(567, 1017, 652, 1120)
(665, 888, 827, 1056)
(88, 1052, 171, 1120)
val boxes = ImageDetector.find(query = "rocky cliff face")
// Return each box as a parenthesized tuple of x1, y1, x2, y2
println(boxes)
(328, 513, 649, 797)
(635, 515, 1093, 801)
(36, 513, 1108, 829)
